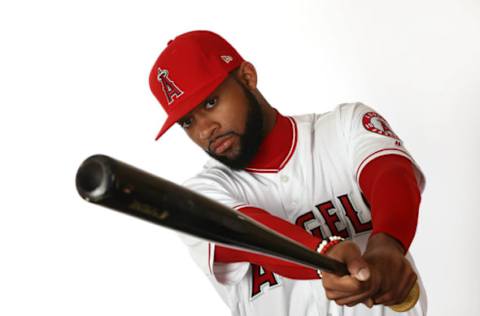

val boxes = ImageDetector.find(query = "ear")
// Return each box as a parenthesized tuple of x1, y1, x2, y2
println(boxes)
(236, 61, 258, 91)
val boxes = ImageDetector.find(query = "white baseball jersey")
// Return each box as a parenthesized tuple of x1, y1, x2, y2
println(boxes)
(180, 102, 427, 316)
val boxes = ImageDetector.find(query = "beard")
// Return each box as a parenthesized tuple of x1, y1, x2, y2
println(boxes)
(206, 86, 264, 170)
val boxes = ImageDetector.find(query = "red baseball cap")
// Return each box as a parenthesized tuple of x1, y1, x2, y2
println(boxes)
(149, 30, 245, 140)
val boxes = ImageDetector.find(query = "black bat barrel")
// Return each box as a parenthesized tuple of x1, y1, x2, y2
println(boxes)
(75, 154, 349, 276)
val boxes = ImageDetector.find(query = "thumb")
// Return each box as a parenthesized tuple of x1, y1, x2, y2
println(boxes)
(347, 257, 370, 281)
(326, 240, 370, 281)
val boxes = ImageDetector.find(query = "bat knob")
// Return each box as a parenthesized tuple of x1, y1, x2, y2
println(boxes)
(389, 282, 420, 312)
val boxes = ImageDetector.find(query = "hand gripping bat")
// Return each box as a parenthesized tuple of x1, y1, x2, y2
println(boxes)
(75, 154, 419, 312)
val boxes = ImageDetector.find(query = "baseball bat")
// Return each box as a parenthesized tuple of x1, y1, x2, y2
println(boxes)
(75, 154, 418, 312)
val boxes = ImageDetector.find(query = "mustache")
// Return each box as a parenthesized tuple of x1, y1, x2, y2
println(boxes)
(207, 131, 241, 154)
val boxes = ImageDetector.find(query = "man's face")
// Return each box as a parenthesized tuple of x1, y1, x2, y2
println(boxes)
(178, 75, 263, 170)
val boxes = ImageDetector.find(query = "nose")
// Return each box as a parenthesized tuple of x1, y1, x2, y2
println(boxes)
(197, 114, 219, 142)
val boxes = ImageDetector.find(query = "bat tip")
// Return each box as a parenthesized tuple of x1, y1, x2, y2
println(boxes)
(76, 154, 112, 202)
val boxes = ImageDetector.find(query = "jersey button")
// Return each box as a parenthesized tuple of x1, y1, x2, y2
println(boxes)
(280, 175, 289, 183)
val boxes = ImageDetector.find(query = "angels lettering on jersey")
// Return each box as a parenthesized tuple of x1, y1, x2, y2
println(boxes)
(250, 193, 371, 299)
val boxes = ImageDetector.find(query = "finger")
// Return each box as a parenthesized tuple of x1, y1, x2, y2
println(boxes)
(373, 267, 416, 305)
(363, 298, 374, 308)
(389, 273, 417, 306)
(324, 289, 354, 300)
(396, 274, 418, 305)
(374, 272, 416, 305)
(325, 289, 375, 308)
(334, 290, 375, 307)
(383, 274, 418, 306)
(322, 273, 367, 293)
(325, 288, 375, 301)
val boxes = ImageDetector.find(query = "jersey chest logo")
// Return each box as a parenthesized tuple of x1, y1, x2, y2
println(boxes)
(363, 112, 400, 140)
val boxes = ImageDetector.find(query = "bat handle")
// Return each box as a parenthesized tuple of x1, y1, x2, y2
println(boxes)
(389, 281, 420, 312)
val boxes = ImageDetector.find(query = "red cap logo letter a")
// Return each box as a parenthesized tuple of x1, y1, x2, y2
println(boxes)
(157, 68, 184, 105)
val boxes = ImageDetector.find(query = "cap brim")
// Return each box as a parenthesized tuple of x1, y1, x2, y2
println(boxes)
(155, 74, 228, 140)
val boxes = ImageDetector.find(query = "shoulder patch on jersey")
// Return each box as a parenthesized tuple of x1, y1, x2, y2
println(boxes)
(362, 112, 400, 141)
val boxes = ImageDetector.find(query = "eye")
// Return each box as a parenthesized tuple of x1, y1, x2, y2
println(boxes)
(204, 97, 217, 109)
(181, 118, 193, 129)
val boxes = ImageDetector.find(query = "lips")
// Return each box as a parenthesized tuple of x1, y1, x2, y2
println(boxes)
(210, 134, 234, 155)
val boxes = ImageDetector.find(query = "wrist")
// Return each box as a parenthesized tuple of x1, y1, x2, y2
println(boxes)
(366, 233, 405, 255)
(316, 236, 345, 278)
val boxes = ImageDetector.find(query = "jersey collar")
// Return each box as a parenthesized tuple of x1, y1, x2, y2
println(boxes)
(244, 110, 297, 173)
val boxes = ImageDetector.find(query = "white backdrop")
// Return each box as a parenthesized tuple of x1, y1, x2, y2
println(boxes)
(1, 0, 479, 315)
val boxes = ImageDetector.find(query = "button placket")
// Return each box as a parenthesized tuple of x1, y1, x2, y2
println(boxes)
(277, 172, 296, 214)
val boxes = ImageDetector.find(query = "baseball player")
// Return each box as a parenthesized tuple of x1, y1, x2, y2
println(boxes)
(149, 30, 427, 316)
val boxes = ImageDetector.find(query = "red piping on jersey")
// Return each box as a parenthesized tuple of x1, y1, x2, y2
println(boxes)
(208, 243, 212, 274)
(232, 203, 251, 210)
(244, 111, 298, 173)
(356, 147, 411, 181)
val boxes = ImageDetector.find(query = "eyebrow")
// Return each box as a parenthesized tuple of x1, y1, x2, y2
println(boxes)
(177, 94, 218, 125)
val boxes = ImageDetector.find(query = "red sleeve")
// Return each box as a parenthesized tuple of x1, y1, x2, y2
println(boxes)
(359, 154, 421, 252)
(214, 206, 322, 280)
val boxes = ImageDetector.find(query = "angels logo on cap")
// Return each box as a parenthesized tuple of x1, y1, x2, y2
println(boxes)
(156, 68, 184, 105)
